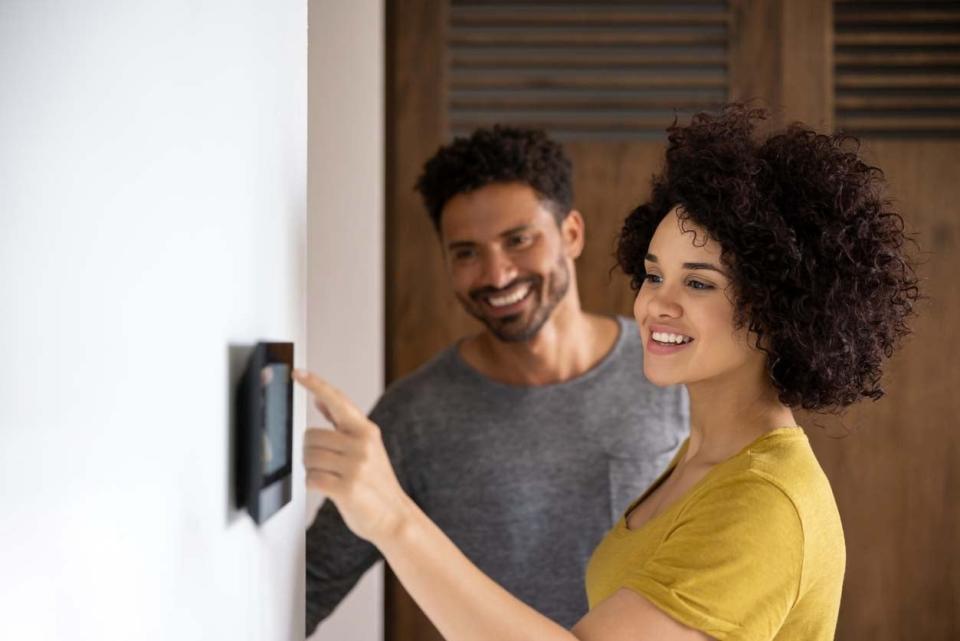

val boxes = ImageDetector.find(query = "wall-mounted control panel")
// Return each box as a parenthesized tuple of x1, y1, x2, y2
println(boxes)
(236, 342, 293, 524)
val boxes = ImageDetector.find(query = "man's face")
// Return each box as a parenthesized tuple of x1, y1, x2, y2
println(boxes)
(440, 182, 581, 342)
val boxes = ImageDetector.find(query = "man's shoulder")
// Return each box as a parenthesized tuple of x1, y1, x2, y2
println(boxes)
(610, 314, 642, 352)
(372, 343, 466, 417)
(596, 315, 654, 385)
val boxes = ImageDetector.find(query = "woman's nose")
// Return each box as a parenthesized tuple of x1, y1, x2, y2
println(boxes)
(641, 284, 682, 319)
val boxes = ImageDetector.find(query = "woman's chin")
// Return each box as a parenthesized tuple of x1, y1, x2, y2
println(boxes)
(642, 364, 684, 388)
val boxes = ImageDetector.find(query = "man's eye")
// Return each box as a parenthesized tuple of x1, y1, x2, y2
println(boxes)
(507, 234, 532, 248)
(453, 249, 476, 261)
(687, 279, 713, 290)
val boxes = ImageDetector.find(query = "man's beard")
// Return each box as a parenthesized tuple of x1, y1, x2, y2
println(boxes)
(457, 256, 571, 343)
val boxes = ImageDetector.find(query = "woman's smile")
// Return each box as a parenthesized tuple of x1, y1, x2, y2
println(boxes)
(646, 323, 696, 355)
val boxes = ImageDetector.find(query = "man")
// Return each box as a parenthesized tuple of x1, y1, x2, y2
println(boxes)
(306, 126, 687, 635)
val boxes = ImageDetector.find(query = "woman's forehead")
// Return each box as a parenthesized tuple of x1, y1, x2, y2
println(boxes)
(648, 209, 721, 263)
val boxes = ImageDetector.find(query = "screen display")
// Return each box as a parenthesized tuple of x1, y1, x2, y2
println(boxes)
(259, 363, 291, 477)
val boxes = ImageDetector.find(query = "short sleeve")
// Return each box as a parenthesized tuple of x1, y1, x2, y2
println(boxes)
(622, 475, 804, 641)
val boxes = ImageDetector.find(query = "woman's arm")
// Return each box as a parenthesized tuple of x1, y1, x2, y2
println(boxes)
(381, 502, 712, 641)
(295, 369, 710, 641)
(380, 495, 576, 641)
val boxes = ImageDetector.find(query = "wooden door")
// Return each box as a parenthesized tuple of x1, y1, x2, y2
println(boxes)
(798, 3, 960, 639)
(384, 1, 960, 639)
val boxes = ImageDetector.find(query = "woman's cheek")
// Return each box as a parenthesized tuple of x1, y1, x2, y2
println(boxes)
(633, 289, 647, 324)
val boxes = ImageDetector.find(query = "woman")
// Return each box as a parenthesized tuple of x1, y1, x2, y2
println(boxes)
(296, 106, 919, 641)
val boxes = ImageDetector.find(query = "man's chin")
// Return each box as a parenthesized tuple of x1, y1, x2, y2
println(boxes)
(458, 295, 549, 343)
(483, 314, 542, 343)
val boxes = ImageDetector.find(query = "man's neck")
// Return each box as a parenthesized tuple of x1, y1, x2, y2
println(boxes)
(459, 303, 619, 387)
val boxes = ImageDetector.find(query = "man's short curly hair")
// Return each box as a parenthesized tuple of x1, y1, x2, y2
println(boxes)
(415, 125, 574, 231)
(617, 105, 920, 412)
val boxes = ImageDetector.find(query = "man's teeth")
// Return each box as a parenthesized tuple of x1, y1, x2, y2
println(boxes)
(652, 331, 693, 345)
(488, 285, 530, 307)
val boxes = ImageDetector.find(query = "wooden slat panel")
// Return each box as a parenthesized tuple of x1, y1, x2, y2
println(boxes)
(835, 9, 960, 24)
(834, 0, 960, 136)
(836, 50, 960, 66)
(451, 7, 730, 26)
(451, 72, 726, 90)
(838, 115, 960, 130)
(450, 114, 685, 132)
(449, 1, 730, 139)
(451, 50, 726, 68)
(450, 94, 725, 111)
(837, 94, 960, 109)
(837, 73, 960, 88)
(449, 31, 727, 47)
(836, 32, 960, 46)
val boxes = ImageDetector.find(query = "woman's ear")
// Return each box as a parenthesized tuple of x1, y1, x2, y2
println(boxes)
(561, 210, 586, 259)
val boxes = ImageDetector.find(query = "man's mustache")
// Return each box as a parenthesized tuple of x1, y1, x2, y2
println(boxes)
(469, 277, 540, 302)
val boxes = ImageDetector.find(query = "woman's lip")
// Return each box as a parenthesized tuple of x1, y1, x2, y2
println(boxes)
(645, 336, 694, 355)
(648, 325, 693, 336)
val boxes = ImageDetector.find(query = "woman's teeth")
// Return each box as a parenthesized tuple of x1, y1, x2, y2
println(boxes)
(488, 285, 530, 307)
(652, 331, 693, 345)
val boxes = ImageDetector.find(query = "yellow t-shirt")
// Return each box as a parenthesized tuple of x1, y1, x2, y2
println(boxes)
(585, 427, 845, 641)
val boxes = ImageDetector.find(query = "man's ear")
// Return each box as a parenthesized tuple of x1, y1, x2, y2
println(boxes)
(561, 210, 586, 259)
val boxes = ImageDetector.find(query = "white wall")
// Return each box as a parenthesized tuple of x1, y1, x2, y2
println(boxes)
(0, 2, 308, 640)
(306, 1, 385, 640)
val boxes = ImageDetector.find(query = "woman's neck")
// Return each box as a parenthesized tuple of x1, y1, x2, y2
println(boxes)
(683, 366, 797, 465)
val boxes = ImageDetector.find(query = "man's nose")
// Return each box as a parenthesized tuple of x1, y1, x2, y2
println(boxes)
(479, 249, 518, 290)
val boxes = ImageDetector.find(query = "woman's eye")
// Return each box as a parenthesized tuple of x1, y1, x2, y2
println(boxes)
(643, 273, 662, 284)
(687, 279, 713, 290)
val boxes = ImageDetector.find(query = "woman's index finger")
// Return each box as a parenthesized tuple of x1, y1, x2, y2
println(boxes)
(292, 369, 364, 428)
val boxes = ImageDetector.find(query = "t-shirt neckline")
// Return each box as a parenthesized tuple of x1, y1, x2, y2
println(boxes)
(448, 315, 630, 393)
(618, 426, 806, 535)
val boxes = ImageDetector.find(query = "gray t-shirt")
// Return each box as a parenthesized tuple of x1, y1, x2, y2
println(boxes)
(306, 316, 688, 633)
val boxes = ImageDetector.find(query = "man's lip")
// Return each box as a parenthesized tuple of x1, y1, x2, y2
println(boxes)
(471, 280, 537, 304)
(480, 286, 534, 317)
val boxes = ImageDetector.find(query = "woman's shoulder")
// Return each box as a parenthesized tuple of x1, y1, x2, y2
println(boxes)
(684, 428, 842, 539)
(740, 428, 837, 510)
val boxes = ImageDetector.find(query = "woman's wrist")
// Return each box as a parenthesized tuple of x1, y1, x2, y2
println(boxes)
(373, 492, 421, 552)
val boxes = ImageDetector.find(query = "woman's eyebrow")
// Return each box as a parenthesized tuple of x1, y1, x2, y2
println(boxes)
(682, 261, 725, 274)
(645, 254, 724, 274)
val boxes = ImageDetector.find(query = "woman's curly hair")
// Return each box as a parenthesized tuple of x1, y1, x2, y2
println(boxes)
(617, 105, 920, 412)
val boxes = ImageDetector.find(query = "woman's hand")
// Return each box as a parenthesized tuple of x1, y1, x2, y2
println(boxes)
(293, 373, 577, 641)
(293, 368, 414, 546)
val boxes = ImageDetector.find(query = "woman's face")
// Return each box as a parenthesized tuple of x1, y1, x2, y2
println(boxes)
(634, 207, 764, 388)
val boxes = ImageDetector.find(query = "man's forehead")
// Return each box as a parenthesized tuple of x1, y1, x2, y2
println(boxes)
(440, 200, 552, 244)
(442, 222, 540, 249)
